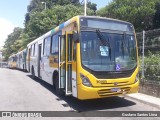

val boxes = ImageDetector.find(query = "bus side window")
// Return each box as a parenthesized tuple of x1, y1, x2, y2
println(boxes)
(51, 35, 56, 54)
(15, 56, 17, 62)
(29, 48, 31, 57)
(31, 45, 33, 56)
(32, 44, 35, 56)
(51, 33, 59, 55)
(34, 43, 38, 57)
(44, 37, 51, 56)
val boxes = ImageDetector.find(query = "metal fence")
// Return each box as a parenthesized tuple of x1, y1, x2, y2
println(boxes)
(136, 29, 160, 97)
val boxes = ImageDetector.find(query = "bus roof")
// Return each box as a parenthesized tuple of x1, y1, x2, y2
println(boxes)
(16, 49, 26, 55)
(79, 15, 132, 25)
(27, 15, 132, 46)
(9, 54, 16, 58)
(27, 16, 79, 46)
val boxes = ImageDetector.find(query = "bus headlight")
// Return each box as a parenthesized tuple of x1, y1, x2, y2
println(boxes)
(134, 74, 139, 83)
(80, 73, 92, 87)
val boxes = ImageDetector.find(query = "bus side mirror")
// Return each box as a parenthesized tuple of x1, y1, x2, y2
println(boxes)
(73, 31, 79, 43)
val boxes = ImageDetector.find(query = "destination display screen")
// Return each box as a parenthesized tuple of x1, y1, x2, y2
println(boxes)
(80, 17, 134, 32)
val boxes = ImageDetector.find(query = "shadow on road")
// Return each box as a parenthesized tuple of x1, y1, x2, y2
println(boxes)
(27, 75, 136, 112)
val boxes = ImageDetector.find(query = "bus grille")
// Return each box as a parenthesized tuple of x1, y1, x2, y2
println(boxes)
(98, 87, 130, 97)
(99, 81, 129, 86)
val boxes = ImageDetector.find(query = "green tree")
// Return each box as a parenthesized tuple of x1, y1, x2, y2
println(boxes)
(25, 0, 80, 25)
(97, 7, 107, 17)
(24, 0, 95, 44)
(97, 0, 159, 32)
(87, 1, 97, 14)
(141, 52, 160, 81)
(3, 27, 23, 59)
(25, 4, 94, 41)
(153, 2, 160, 29)
(3, 0, 96, 59)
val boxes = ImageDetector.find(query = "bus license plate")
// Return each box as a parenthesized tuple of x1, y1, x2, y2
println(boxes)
(111, 88, 121, 92)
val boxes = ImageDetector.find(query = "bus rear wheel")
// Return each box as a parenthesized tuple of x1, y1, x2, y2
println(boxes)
(31, 67, 35, 79)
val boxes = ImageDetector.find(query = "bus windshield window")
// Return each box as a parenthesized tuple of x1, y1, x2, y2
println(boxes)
(80, 31, 137, 72)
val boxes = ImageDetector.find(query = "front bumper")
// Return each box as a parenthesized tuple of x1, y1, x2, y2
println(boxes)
(77, 80, 139, 100)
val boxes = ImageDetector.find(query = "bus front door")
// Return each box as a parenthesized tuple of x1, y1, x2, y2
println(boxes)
(58, 32, 73, 96)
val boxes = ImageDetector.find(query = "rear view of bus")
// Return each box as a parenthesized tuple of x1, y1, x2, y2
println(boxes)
(76, 16, 139, 99)
(8, 54, 17, 69)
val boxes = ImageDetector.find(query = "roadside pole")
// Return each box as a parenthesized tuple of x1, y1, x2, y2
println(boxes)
(142, 30, 145, 79)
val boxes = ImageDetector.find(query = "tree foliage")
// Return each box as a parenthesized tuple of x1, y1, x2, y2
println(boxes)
(139, 52, 160, 81)
(87, 1, 97, 15)
(3, 0, 96, 59)
(3, 27, 23, 59)
(97, 0, 160, 32)
(25, 4, 94, 40)
(25, 0, 80, 24)
(153, 2, 160, 29)
(24, 0, 95, 42)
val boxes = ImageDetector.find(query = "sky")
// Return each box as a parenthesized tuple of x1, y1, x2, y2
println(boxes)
(0, 0, 112, 49)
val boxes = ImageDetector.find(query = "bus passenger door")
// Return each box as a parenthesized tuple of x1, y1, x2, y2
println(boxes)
(28, 48, 31, 72)
(58, 32, 73, 96)
(38, 44, 42, 78)
(58, 35, 66, 90)
(66, 32, 73, 95)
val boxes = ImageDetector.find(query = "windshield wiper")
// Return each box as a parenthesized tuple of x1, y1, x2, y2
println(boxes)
(96, 29, 111, 59)
(96, 29, 110, 47)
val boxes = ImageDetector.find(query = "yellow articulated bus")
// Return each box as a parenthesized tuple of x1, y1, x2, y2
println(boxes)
(8, 54, 17, 69)
(26, 16, 139, 100)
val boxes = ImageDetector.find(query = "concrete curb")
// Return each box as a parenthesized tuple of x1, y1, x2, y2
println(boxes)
(126, 94, 160, 110)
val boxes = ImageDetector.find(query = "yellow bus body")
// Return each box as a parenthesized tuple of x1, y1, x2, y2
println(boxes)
(26, 15, 139, 100)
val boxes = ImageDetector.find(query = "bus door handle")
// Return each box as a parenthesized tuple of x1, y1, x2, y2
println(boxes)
(60, 61, 65, 67)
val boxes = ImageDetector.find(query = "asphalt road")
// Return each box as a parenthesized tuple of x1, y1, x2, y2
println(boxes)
(0, 68, 159, 120)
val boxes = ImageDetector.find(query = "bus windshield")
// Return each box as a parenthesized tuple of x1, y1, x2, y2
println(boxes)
(80, 31, 137, 72)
